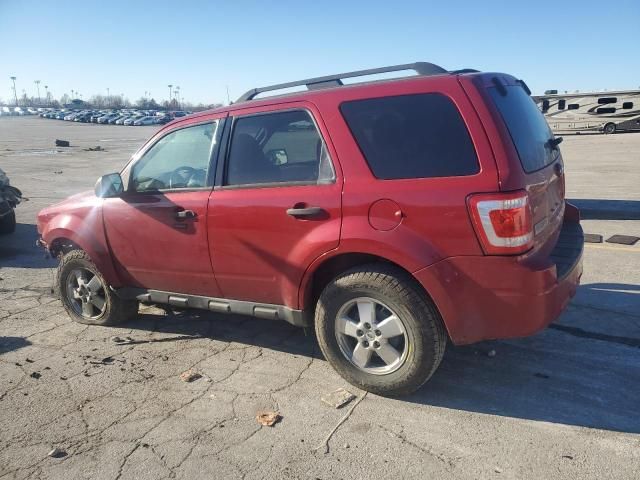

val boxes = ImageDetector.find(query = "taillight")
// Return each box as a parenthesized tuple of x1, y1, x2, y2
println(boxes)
(467, 190, 533, 255)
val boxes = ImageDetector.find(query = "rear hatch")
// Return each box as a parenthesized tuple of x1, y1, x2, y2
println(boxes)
(476, 75, 566, 252)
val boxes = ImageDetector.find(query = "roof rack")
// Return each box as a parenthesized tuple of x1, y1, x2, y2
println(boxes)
(236, 62, 450, 102)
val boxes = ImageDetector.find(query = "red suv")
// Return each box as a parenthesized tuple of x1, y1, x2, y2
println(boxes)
(37, 63, 583, 395)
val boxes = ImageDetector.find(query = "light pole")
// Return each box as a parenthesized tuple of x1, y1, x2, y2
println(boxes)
(175, 86, 180, 109)
(107, 88, 110, 107)
(10, 76, 18, 106)
(34, 80, 41, 105)
(44, 85, 49, 106)
(168, 84, 173, 106)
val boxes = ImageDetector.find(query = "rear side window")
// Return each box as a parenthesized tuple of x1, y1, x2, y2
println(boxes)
(489, 86, 557, 173)
(340, 94, 479, 180)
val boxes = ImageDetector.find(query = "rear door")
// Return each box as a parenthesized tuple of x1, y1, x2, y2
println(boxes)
(208, 102, 342, 309)
(467, 76, 565, 250)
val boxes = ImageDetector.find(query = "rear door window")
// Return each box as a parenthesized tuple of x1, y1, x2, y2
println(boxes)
(339, 93, 479, 180)
(489, 86, 558, 173)
(224, 110, 335, 186)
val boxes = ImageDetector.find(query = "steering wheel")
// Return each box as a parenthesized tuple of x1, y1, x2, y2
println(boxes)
(169, 166, 197, 189)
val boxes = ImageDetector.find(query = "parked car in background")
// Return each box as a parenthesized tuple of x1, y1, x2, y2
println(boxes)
(74, 112, 94, 122)
(90, 112, 106, 123)
(133, 116, 157, 126)
(107, 115, 124, 125)
(155, 115, 173, 125)
(97, 113, 119, 124)
(124, 115, 143, 126)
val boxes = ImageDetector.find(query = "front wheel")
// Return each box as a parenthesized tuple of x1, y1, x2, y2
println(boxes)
(57, 249, 138, 326)
(603, 123, 616, 134)
(315, 264, 447, 396)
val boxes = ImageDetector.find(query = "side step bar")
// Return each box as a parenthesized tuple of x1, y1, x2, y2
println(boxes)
(115, 288, 309, 327)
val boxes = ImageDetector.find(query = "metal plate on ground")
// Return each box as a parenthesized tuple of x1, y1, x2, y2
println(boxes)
(584, 233, 603, 243)
(606, 235, 639, 246)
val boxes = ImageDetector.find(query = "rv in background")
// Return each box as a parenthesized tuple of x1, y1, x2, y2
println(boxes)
(533, 89, 640, 134)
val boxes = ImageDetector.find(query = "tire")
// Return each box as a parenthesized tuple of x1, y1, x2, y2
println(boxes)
(603, 123, 616, 134)
(57, 249, 138, 326)
(314, 264, 447, 396)
(0, 209, 16, 234)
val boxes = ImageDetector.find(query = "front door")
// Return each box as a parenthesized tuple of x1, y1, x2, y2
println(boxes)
(103, 118, 224, 296)
(208, 104, 342, 308)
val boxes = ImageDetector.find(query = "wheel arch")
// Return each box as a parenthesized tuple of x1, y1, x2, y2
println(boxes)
(44, 226, 122, 287)
(299, 251, 445, 330)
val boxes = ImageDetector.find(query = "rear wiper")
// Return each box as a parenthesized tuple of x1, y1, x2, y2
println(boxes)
(547, 137, 563, 149)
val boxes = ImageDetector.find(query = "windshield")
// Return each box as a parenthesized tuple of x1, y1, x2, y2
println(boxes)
(489, 85, 558, 173)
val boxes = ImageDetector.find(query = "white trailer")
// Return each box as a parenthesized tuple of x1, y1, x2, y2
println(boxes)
(533, 89, 640, 134)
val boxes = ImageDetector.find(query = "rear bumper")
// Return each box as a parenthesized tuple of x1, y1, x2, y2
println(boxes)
(414, 209, 583, 345)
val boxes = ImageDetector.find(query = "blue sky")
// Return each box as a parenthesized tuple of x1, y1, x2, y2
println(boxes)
(1, 0, 639, 105)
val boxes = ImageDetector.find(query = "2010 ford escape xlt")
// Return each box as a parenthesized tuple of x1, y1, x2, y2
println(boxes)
(37, 62, 584, 396)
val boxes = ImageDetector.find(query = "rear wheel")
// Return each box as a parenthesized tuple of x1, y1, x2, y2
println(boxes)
(0, 209, 16, 234)
(603, 123, 616, 134)
(57, 249, 138, 326)
(315, 264, 447, 396)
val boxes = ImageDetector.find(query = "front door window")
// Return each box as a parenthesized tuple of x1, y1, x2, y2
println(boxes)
(131, 122, 218, 192)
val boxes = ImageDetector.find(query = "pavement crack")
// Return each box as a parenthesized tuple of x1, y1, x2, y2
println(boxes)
(313, 392, 367, 455)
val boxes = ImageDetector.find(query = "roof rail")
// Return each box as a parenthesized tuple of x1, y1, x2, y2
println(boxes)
(236, 62, 449, 102)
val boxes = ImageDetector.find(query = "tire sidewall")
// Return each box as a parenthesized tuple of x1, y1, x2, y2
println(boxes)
(58, 254, 114, 325)
(316, 275, 437, 394)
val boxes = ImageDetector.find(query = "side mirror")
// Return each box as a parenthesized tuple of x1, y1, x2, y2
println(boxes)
(267, 148, 288, 165)
(95, 173, 124, 198)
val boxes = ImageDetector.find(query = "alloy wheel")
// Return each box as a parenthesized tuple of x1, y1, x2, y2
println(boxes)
(65, 268, 107, 319)
(335, 297, 408, 375)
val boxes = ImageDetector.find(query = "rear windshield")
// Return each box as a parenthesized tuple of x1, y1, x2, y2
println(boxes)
(340, 93, 479, 180)
(489, 85, 558, 173)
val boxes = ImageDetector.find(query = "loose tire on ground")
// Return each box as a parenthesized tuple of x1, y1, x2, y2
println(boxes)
(57, 249, 138, 326)
(0, 209, 16, 234)
(314, 263, 447, 396)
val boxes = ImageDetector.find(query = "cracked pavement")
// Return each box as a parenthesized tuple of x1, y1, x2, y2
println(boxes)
(1, 117, 640, 479)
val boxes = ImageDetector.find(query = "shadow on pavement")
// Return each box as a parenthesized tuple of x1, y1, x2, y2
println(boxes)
(121, 282, 640, 434)
(0, 336, 32, 354)
(128, 309, 321, 359)
(568, 198, 640, 220)
(0, 223, 56, 268)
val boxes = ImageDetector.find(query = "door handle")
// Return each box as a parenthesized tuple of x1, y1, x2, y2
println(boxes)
(286, 206, 325, 218)
(175, 209, 197, 219)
